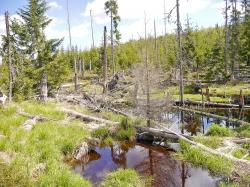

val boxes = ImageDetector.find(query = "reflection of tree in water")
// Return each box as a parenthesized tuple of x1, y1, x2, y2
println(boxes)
(78, 150, 101, 174)
(133, 145, 189, 187)
(184, 113, 201, 136)
(110, 141, 135, 168)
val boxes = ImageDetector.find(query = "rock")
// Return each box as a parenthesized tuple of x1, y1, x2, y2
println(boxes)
(0, 134, 5, 139)
(74, 142, 93, 160)
(136, 132, 154, 143)
(32, 163, 46, 178)
(0, 92, 7, 105)
(22, 118, 38, 131)
(0, 152, 11, 165)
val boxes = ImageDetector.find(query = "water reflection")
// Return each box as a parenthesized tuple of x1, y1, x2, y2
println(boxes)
(162, 108, 250, 135)
(73, 142, 220, 187)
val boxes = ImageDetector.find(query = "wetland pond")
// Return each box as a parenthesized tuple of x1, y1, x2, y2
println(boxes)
(73, 141, 221, 187)
(163, 108, 250, 135)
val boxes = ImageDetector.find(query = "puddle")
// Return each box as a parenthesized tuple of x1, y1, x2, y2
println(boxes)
(73, 141, 221, 187)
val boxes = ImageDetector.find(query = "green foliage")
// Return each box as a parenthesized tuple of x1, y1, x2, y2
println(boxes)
(179, 140, 232, 177)
(101, 169, 146, 187)
(206, 124, 231, 137)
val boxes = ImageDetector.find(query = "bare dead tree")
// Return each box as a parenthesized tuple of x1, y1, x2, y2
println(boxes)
(144, 12, 151, 127)
(5, 11, 12, 102)
(66, 0, 72, 48)
(66, 0, 78, 91)
(90, 10, 95, 71)
(224, 0, 230, 74)
(103, 26, 108, 94)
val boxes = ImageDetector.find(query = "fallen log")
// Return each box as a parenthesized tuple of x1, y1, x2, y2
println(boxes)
(157, 124, 250, 166)
(135, 126, 180, 142)
(173, 106, 250, 126)
(62, 108, 119, 125)
(175, 100, 250, 109)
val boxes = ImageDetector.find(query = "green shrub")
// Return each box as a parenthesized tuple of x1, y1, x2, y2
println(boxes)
(101, 169, 146, 187)
(91, 128, 110, 139)
(206, 124, 231, 137)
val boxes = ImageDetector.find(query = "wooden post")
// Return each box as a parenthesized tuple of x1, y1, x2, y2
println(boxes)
(103, 26, 108, 94)
(5, 11, 12, 102)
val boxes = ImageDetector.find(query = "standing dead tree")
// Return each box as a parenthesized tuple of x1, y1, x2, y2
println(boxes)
(66, 0, 78, 91)
(103, 26, 108, 94)
(5, 11, 12, 102)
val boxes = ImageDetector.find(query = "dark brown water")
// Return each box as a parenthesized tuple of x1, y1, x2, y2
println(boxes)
(73, 141, 221, 187)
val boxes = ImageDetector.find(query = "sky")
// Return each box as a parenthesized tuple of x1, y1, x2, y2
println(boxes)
(0, 0, 227, 54)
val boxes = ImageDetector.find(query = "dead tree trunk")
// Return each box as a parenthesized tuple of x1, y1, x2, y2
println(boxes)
(90, 10, 94, 71)
(111, 7, 115, 75)
(103, 26, 108, 94)
(144, 12, 151, 127)
(5, 11, 12, 102)
(40, 72, 48, 102)
(74, 58, 78, 91)
(176, 0, 184, 132)
(224, 0, 229, 74)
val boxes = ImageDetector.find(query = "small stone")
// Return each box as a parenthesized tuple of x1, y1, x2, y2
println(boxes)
(74, 142, 91, 160)
(32, 163, 46, 178)
(136, 132, 154, 143)
(0, 152, 11, 165)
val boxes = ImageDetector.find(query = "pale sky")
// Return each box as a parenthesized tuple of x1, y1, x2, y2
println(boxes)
(0, 0, 227, 52)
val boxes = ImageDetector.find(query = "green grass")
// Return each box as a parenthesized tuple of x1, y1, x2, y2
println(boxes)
(219, 182, 239, 187)
(19, 101, 65, 120)
(0, 104, 92, 187)
(202, 84, 250, 97)
(179, 140, 232, 177)
(194, 136, 223, 149)
(206, 124, 232, 137)
(234, 125, 250, 138)
(100, 169, 147, 187)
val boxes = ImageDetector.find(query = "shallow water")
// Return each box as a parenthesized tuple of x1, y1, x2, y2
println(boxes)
(73, 142, 221, 187)
(162, 108, 250, 135)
